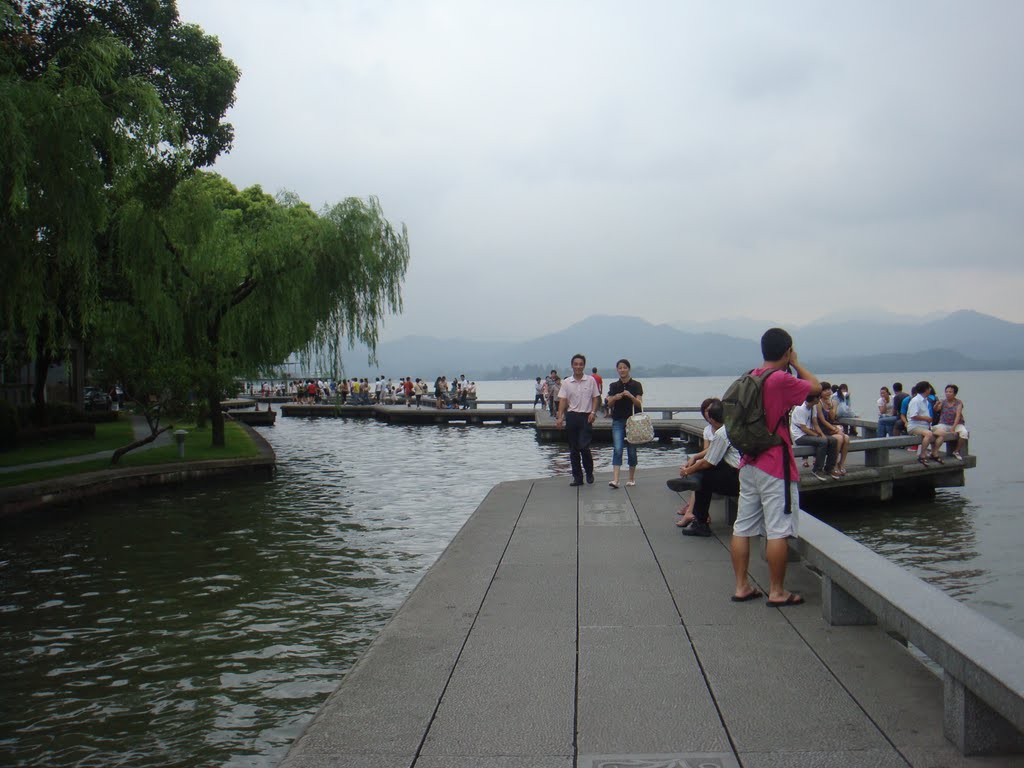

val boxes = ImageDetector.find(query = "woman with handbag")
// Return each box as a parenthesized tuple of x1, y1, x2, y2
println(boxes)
(606, 358, 645, 489)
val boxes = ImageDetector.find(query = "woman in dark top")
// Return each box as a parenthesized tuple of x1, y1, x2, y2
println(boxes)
(606, 358, 644, 489)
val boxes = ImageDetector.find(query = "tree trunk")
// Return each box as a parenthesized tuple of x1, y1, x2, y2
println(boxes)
(32, 341, 52, 425)
(209, 384, 225, 447)
(206, 321, 226, 448)
(110, 425, 172, 465)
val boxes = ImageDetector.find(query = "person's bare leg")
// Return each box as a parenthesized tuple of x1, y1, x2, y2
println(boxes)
(830, 435, 843, 476)
(766, 538, 793, 600)
(931, 430, 945, 457)
(731, 535, 753, 596)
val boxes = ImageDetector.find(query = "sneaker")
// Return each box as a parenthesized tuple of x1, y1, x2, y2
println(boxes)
(811, 470, 829, 482)
(681, 521, 712, 537)
(953, 451, 963, 461)
(585, 473, 594, 484)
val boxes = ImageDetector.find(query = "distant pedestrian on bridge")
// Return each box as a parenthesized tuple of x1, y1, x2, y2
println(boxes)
(606, 358, 643, 489)
(556, 354, 599, 486)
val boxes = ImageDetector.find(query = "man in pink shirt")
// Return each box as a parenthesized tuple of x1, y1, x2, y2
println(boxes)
(556, 354, 600, 486)
(731, 328, 821, 606)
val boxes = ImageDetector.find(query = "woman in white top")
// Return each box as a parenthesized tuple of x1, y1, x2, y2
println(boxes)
(877, 386, 899, 438)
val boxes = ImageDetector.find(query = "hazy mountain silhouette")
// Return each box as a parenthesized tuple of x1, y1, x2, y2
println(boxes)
(320, 310, 1023, 378)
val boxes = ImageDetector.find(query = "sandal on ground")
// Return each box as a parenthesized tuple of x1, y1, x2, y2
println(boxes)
(731, 588, 764, 602)
(802, 459, 810, 468)
(676, 515, 694, 528)
(766, 593, 804, 608)
(608, 481, 619, 489)
(930, 454, 945, 464)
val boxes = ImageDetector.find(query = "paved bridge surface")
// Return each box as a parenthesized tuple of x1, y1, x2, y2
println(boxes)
(280, 468, 1017, 768)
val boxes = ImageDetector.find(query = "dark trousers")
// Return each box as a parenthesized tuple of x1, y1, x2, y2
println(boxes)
(692, 462, 740, 525)
(795, 434, 837, 472)
(565, 411, 594, 481)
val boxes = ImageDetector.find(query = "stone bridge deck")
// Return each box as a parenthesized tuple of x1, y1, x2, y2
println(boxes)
(280, 468, 1017, 768)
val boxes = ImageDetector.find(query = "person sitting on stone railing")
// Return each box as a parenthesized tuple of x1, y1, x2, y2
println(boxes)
(877, 386, 900, 437)
(791, 393, 838, 481)
(891, 382, 910, 435)
(907, 381, 943, 464)
(932, 384, 968, 461)
(671, 397, 717, 528)
(816, 382, 850, 475)
(832, 383, 858, 435)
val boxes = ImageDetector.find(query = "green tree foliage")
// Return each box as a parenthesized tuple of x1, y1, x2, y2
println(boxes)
(1, 2, 164, 353)
(110, 172, 411, 447)
(0, 0, 238, 415)
(10, 0, 238, 170)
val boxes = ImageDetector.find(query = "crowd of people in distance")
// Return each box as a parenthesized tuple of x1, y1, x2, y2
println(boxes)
(877, 381, 968, 462)
(536, 366, 608, 417)
(246, 375, 478, 409)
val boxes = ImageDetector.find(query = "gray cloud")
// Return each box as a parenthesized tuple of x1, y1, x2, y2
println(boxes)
(177, 0, 1024, 339)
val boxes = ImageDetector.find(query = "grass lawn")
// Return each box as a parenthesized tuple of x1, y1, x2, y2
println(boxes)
(0, 422, 261, 488)
(0, 417, 136, 467)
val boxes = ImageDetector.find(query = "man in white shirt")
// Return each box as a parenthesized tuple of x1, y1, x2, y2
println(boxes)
(556, 354, 600, 486)
(790, 395, 837, 481)
(907, 380, 940, 463)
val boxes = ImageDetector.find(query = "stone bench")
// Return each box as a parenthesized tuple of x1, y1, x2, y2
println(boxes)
(793, 435, 925, 466)
(794, 512, 1024, 756)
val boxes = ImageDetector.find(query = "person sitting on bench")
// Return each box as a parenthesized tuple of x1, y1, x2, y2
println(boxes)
(677, 401, 740, 538)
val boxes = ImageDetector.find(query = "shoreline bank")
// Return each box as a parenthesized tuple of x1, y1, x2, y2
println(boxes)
(0, 422, 275, 518)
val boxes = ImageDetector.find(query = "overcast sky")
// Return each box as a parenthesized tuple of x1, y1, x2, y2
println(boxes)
(175, 0, 1024, 342)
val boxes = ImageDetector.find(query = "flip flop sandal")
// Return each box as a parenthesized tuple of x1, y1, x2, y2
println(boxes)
(766, 593, 805, 607)
(918, 456, 930, 467)
(931, 455, 945, 464)
(608, 481, 619, 489)
(731, 589, 764, 602)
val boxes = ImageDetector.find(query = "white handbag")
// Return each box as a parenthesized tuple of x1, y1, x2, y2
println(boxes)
(625, 402, 654, 444)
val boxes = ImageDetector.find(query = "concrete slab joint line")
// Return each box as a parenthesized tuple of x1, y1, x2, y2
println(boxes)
(578, 754, 739, 768)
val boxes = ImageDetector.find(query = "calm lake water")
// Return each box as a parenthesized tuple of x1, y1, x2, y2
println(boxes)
(0, 370, 1020, 767)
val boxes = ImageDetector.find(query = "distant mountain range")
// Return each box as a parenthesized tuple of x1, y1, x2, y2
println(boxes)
(296, 309, 1024, 379)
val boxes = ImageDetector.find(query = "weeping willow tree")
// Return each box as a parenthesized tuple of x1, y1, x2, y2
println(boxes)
(110, 171, 410, 447)
(0, 0, 238, 419)
(0, 3, 165, 415)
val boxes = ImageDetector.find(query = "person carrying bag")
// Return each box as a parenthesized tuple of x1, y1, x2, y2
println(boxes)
(607, 358, 648, 488)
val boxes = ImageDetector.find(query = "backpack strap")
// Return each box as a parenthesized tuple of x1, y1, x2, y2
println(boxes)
(761, 368, 795, 514)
